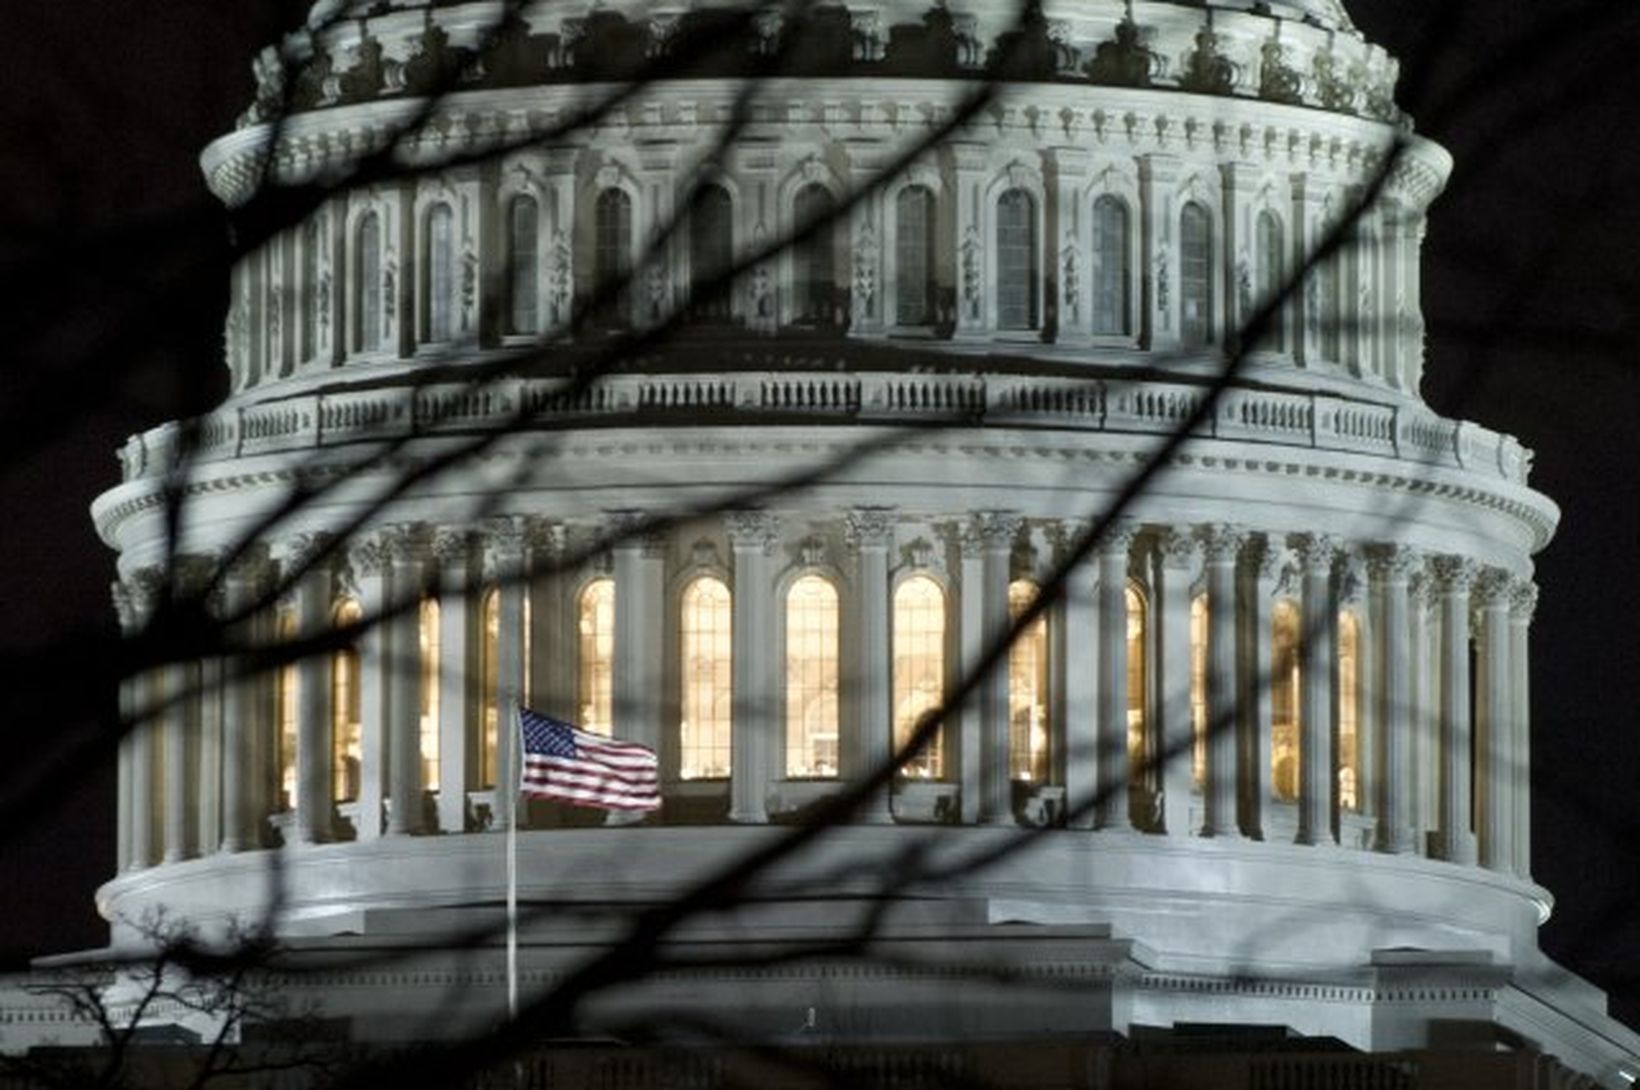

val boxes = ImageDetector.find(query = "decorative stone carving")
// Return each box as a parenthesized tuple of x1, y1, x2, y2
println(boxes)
(1197, 522, 1247, 562)
(853, 219, 878, 320)
(1429, 555, 1478, 595)
(1179, 24, 1235, 96)
(1510, 578, 1539, 623)
(960, 225, 981, 319)
(1367, 543, 1422, 583)
(1084, 16, 1153, 87)
(1258, 37, 1302, 105)
(1155, 526, 1198, 571)
(902, 537, 938, 571)
(724, 510, 780, 555)
(1060, 232, 1081, 323)
(1289, 532, 1342, 573)
(845, 507, 896, 551)
(1471, 567, 1514, 609)
(971, 511, 1023, 553)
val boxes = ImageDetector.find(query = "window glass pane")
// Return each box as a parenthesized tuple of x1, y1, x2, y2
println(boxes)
(1092, 196, 1129, 335)
(785, 575, 840, 777)
(1190, 594, 1207, 787)
(1007, 579, 1049, 781)
(689, 185, 734, 321)
(357, 212, 382, 351)
(1272, 599, 1302, 801)
(893, 575, 945, 778)
(332, 598, 363, 803)
(1338, 610, 1360, 811)
(578, 579, 615, 735)
(895, 186, 935, 325)
(996, 189, 1037, 330)
(508, 196, 539, 335)
(680, 577, 732, 779)
(427, 202, 454, 342)
(420, 598, 440, 790)
(793, 184, 835, 323)
(1180, 201, 1212, 347)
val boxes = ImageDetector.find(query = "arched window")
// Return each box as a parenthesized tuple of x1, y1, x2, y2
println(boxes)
(996, 188, 1038, 330)
(356, 211, 383, 351)
(893, 575, 946, 779)
(594, 187, 633, 325)
(680, 576, 732, 779)
(792, 183, 836, 324)
(1256, 210, 1284, 350)
(507, 194, 540, 335)
(480, 588, 499, 788)
(274, 609, 298, 811)
(420, 598, 440, 790)
(1271, 599, 1302, 801)
(688, 184, 734, 322)
(1092, 195, 1130, 336)
(1007, 579, 1049, 781)
(332, 598, 363, 804)
(895, 186, 937, 326)
(1338, 609, 1360, 811)
(1125, 584, 1149, 796)
(785, 575, 840, 777)
(425, 201, 455, 342)
(578, 578, 615, 735)
(301, 219, 320, 361)
(1180, 200, 1213, 348)
(1190, 594, 1207, 787)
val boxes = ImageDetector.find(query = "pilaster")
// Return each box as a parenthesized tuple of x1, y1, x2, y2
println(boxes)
(1291, 532, 1340, 845)
(1431, 555, 1477, 864)
(726, 510, 778, 824)
(1198, 524, 1246, 838)
(846, 508, 896, 823)
(432, 528, 473, 834)
(1369, 543, 1419, 853)
(285, 532, 335, 844)
(1153, 526, 1197, 836)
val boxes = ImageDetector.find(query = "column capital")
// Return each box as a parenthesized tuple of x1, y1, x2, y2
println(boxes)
(1288, 532, 1342, 572)
(1408, 569, 1435, 611)
(1196, 522, 1248, 562)
(278, 530, 336, 577)
(1095, 517, 1140, 557)
(1239, 533, 1283, 583)
(381, 522, 431, 566)
(1154, 525, 1198, 571)
(524, 516, 566, 558)
(348, 532, 393, 577)
(431, 526, 474, 566)
(111, 580, 142, 634)
(1429, 554, 1478, 594)
(1510, 578, 1539, 623)
(1367, 542, 1421, 583)
(215, 543, 272, 590)
(483, 515, 532, 558)
(970, 511, 1023, 554)
(1472, 567, 1514, 609)
(845, 507, 897, 551)
(603, 510, 667, 558)
(725, 509, 780, 555)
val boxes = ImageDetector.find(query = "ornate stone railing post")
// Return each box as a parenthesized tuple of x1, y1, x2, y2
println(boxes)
(1153, 527, 1197, 836)
(349, 532, 390, 841)
(1431, 555, 1477, 864)
(484, 517, 530, 832)
(218, 547, 270, 853)
(1096, 521, 1138, 832)
(1370, 544, 1418, 854)
(285, 532, 335, 844)
(726, 511, 778, 824)
(1474, 568, 1514, 872)
(609, 512, 666, 823)
(432, 529, 472, 834)
(385, 524, 428, 836)
(1292, 533, 1340, 845)
(1509, 579, 1538, 879)
(976, 512, 1021, 825)
(1199, 524, 1246, 839)
(846, 507, 895, 824)
(1057, 520, 1098, 830)
(1237, 535, 1280, 839)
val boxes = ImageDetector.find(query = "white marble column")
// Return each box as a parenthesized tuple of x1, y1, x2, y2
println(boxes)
(1474, 569, 1514, 872)
(485, 518, 529, 831)
(386, 526, 427, 836)
(114, 578, 152, 870)
(161, 656, 191, 864)
(726, 511, 778, 824)
(1431, 556, 1477, 864)
(218, 552, 268, 852)
(350, 534, 390, 841)
(976, 512, 1021, 825)
(847, 508, 896, 823)
(288, 534, 335, 844)
(1290, 173, 1324, 368)
(956, 523, 986, 823)
(1237, 536, 1279, 840)
(1153, 528, 1197, 836)
(529, 522, 572, 722)
(432, 529, 472, 834)
(1095, 522, 1137, 831)
(113, 585, 136, 869)
(1060, 523, 1098, 830)
(1292, 533, 1339, 846)
(611, 515, 666, 801)
(1370, 544, 1418, 854)
(1510, 580, 1537, 879)
(1409, 569, 1437, 846)
(1199, 525, 1245, 838)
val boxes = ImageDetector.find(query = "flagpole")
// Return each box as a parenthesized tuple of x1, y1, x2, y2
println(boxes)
(507, 703, 519, 1026)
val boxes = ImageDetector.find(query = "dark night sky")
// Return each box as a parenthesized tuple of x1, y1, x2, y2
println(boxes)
(1, 0, 1635, 1035)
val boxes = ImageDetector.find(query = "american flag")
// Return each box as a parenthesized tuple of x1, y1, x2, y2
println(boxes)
(517, 707, 660, 811)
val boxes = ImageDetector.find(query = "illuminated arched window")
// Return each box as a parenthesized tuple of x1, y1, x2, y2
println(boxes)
(594, 187, 633, 325)
(1271, 599, 1302, 801)
(893, 575, 946, 779)
(356, 211, 383, 351)
(1180, 200, 1213, 348)
(895, 186, 936, 326)
(507, 194, 540, 335)
(1092, 195, 1130, 336)
(1007, 579, 1049, 782)
(332, 598, 363, 804)
(1125, 584, 1149, 794)
(300, 219, 320, 361)
(1189, 594, 1207, 787)
(420, 598, 440, 790)
(425, 201, 455, 342)
(1256, 210, 1284, 350)
(793, 183, 836, 324)
(1338, 609, 1360, 811)
(578, 579, 615, 735)
(996, 188, 1038, 330)
(680, 576, 732, 779)
(688, 184, 734, 322)
(786, 575, 840, 778)
(274, 609, 298, 811)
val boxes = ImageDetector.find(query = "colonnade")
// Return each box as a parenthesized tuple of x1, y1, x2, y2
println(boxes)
(110, 513, 1537, 882)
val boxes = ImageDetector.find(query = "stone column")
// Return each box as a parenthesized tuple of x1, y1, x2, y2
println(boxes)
(386, 526, 427, 836)
(1292, 533, 1339, 846)
(1290, 173, 1323, 368)
(1153, 528, 1197, 836)
(485, 518, 529, 831)
(1095, 522, 1137, 831)
(1199, 525, 1245, 838)
(1059, 522, 1098, 830)
(1370, 544, 1418, 854)
(1138, 154, 1181, 352)
(285, 534, 335, 844)
(118, 577, 158, 870)
(1052, 147, 1091, 343)
(1510, 580, 1537, 879)
(847, 508, 896, 823)
(218, 551, 268, 852)
(1237, 536, 1280, 839)
(1220, 161, 1259, 338)
(1408, 569, 1437, 843)
(161, 656, 191, 864)
(976, 512, 1021, 825)
(349, 534, 390, 841)
(112, 582, 138, 872)
(1431, 556, 1477, 864)
(1474, 568, 1514, 872)
(610, 514, 665, 825)
(956, 523, 986, 823)
(726, 511, 778, 824)
(432, 529, 472, 834)
(529, 522, 572, 722)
